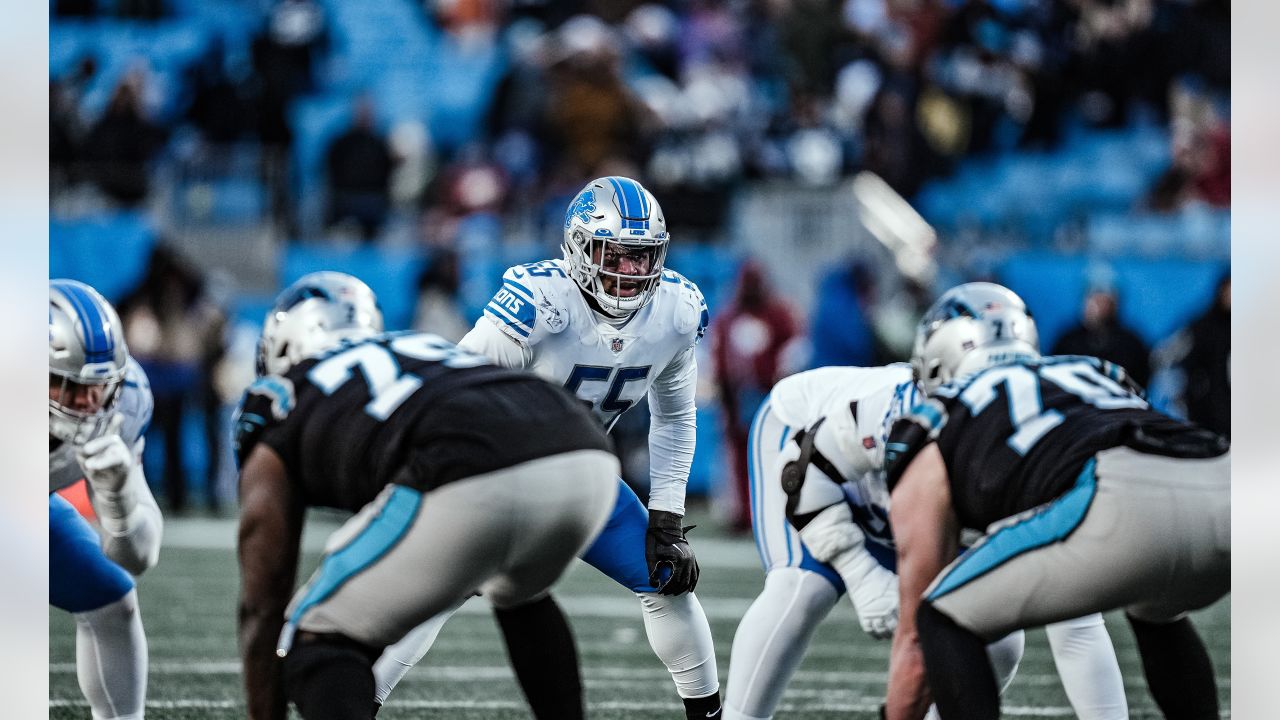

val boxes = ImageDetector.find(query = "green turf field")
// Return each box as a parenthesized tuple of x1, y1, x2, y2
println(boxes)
(51, 512, 1230, 718)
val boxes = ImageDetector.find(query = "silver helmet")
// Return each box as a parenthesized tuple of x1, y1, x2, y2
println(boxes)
(50, 279, 129, 444)
(911, 282, 1040, 395)
(257, 271, 383, 376)
(562, 176, 670, 316)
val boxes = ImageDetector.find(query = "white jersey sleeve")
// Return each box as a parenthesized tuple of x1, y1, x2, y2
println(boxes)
(647, 344, 698, 515)
(645, 272, 707, 516)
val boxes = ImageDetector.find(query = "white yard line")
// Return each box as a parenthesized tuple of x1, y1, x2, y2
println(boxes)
(45, 698, 1232, 717)
(47, 661, 1231, 688)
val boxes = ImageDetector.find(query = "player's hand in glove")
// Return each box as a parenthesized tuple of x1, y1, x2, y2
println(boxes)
(76, 414, 133, 494)
(847, 560, 899, 640)
(645, 510, 700, 595)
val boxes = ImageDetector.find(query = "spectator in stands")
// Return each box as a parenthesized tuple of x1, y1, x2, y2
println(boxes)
(712, 260, 800, 532)
(187, 36, 250, 149)
(411, 249, 470, 343)
(117, 246, 227, 515)
(82, 79, 168, 207)
(324, 96, 395, 241)
(51, 81, 83, 192)
(1146, 86, 1230, 211)
(1051, 284, 1152, 389)
(1178, 273, 1230, 437)
(252, 0, 329, 232)
(808, 258, 881, 368)
(542, 15, 652, 179)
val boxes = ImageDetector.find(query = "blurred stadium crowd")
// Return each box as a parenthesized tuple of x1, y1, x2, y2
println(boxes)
(50, 0, 1230, 528)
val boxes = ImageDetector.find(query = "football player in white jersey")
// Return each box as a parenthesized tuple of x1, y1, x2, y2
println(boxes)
(49, 279, 163, 720)
(403, 176, 719, 718)
(723, 361, 1129, 720)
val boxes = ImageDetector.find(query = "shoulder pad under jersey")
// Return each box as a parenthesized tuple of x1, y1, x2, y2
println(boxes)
(117, 358, 153, 447)
(661, 269, 709, 342)
(883, 397, 949, 491)
(483, 262, 576, 347)
(233, 374, 297, 469)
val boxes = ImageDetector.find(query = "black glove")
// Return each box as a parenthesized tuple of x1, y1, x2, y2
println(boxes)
(645, 510, 700, 595)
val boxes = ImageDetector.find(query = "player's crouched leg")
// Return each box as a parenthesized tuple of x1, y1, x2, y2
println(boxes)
(1125, 613, 1219, 720)
(916, 601, 1001, 720)
(580, 479, 721, 717)
(493, 594, 585, 720)
(284, 633, 381, 720)
(73, 589, 148, 720)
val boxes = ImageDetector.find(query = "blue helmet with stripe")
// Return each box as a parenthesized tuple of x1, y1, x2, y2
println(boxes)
(562, 176, 670, 316)
(49, 279, 130, 444)
(257, 271, 384, 376)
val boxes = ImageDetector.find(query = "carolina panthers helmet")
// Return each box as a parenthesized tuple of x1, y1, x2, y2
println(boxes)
(49, 279, 129, 444)
(911, 282, 1040, 395)
(562, 176, 670, 316)
(257, 271, 383, 376)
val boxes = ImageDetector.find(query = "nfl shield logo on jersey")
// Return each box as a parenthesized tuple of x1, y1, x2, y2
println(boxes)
(610, 337, 625, 353)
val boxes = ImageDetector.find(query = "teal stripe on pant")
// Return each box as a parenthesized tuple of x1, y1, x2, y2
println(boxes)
(927, 459, 1098, 602)
(289, 485, 424, 626)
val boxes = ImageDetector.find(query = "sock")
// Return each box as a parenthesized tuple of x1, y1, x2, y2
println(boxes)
(683, 691, 722, 719)
(916, 602, 1000, 720)
(74, 589, 148, 720)
(283, 633, 380, 720)
(372, 601, 462, 704)
(493, 594, 584, 720)
(1127, 614, 1219, 720)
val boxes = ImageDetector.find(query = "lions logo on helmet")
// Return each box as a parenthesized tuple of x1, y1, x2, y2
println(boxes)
(256, 271, 384, 376)
(562, 176, 670, 317)
(911, 282, 1040, 395)
(49, 279, 130, 445)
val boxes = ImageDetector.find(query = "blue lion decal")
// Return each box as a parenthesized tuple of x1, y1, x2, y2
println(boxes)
(565, 190, 597, 229)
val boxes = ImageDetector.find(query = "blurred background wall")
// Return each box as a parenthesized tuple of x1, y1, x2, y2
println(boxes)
(49, 0, 1229, 529)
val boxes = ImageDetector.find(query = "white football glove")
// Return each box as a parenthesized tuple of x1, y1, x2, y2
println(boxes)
(846, 559, 899, 640)
(798, 503, 900, 640)
(76, 414, 133, 494)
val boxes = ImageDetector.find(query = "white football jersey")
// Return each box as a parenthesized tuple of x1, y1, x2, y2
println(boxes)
(49, 357, 154, 493)
(470, 258, 708, 429)
(770, 364, 918, 547)
(770, 364, 917, 476)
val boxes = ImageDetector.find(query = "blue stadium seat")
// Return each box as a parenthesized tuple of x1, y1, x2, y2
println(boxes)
(280, 243, 428, 331)
(998, 252, 1227, 350)
(50, 211, 156, 303)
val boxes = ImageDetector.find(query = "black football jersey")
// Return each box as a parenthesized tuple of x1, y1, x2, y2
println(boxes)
(233, 332, 613, 511)
(886, 356, 1225, 531)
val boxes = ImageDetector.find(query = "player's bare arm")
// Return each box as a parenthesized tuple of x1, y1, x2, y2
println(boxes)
(885, 443, 958, 720)
(237, 444, 305, 720)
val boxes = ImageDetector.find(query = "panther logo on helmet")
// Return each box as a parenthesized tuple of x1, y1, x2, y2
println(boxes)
(257, 272, 384, 377)
(911, 282, 1040, 395)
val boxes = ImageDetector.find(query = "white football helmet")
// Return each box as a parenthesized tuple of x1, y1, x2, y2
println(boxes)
(562, 176, 670, 316)
(50, 279, 129, 444)
(257, 271, 383, 376)
(911, 282, 1040, 395)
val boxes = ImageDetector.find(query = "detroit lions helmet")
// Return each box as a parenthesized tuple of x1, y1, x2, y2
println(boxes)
(49, 279, 129, 444)
(257, 272, 383, 376)
(911, 282, 1040, 395)
(562, 176, 670, 316)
